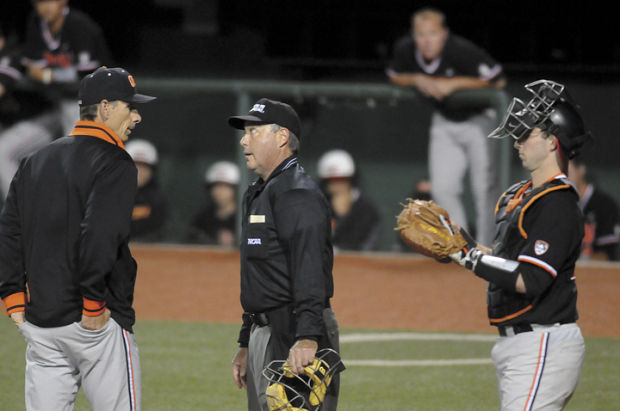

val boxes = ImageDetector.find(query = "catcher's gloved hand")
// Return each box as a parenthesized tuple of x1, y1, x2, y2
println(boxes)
(395, 199, 467, 260)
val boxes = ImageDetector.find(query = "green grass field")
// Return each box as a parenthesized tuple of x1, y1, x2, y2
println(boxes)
(1, 319, 619, 410)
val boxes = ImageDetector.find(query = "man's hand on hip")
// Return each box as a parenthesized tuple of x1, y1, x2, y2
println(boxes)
(287, 339, 318, 375)
(10, 311, 25, 328)
(81, 308, 111, 330)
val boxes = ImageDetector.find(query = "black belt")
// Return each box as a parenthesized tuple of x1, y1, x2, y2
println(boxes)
(244, 312, 270, 327)
(497, 323, 533, 337)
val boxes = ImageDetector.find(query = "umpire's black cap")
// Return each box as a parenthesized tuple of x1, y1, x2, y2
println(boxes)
(228, 98, 301, 139)
(78, 66, 156, 106)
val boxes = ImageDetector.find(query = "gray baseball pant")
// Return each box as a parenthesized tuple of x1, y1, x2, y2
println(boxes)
(429, 110, 500, 246)
(246, 308, 340, 411)
(0, 99, 78, 197)
(18, 318, 141, 411)
(491, 323, 585, 411)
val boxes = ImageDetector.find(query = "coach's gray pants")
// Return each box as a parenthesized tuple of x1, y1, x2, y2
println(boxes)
(246, 308, 340, 411)
(429, 110, 500, 245)
(18, 318, 141, 411)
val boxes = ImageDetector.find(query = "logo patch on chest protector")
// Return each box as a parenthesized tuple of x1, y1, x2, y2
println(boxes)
(248, 238, 262, 245)
(534, 240, 549, 255)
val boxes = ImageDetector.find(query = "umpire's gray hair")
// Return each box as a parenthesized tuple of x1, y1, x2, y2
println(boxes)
(271, 124, 300, 154)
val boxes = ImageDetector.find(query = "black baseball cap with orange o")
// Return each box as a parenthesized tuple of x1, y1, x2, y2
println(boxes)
(78, 66, 156, 106)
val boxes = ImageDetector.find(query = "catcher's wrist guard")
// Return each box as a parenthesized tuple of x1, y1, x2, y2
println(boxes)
(473, 255, 521, 291)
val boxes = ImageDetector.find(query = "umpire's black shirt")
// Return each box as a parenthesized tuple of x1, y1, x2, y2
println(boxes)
(238, 156, 334, 345)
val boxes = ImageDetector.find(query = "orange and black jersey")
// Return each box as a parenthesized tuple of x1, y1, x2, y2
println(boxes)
(0, 121, 138, 332)
(20, 7, 111, 97)
(238, 156, 334, 346)
(488, 174, 584, 326)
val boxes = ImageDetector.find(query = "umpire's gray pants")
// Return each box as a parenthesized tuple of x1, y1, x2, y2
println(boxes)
(429, 110, 500, 246)
(246, 308, 340, 411)
(18, 318, 141, 411)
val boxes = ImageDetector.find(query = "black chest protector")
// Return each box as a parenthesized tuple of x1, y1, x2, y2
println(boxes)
(487, 177, 575, 324)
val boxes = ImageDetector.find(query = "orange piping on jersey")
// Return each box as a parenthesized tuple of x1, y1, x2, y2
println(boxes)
(504, 181, 532, 214)
(82, 297, 106, 317)
(2, 292, 27, 316)
(517, 185, 571, 238)
(70, 121, 126, 150)
(489, 304, 533, 324)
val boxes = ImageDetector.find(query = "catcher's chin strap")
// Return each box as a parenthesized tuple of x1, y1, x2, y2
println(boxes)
(449, 227, 520, 291)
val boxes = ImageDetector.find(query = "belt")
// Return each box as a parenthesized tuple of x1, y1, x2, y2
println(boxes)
(497, 323, 533, 337)
(497, 322, 572, 337)
(244, 312, 270, 327)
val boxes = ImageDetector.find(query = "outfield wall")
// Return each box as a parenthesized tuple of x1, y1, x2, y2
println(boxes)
(131, 244, 620, 338)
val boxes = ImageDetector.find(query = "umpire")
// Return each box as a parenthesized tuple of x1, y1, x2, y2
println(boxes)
(0, 66, 155, 410)
(229, 98, 342, 410)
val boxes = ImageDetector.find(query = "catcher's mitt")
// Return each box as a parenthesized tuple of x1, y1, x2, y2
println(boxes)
(395, 199, 467, 260)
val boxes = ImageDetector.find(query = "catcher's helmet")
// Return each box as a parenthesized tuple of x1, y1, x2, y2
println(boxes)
(489, 79, 592, 159)
(262, 349, 345, 411)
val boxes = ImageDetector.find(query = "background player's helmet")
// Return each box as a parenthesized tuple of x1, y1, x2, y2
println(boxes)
(317, 149, 356, 179)
(205, 161, 240, 185)
(126, 139, 158, 165)
(489, 79, 592, 159)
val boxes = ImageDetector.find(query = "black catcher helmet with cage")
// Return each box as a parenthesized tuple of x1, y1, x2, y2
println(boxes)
(489, 80, 592, 159)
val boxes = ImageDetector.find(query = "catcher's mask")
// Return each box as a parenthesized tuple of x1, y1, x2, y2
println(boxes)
(262, 348, 345, 411)
(489, 79, 592, 159)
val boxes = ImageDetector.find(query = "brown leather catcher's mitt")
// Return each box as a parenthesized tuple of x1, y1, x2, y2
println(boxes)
(395, 199, 467, 259)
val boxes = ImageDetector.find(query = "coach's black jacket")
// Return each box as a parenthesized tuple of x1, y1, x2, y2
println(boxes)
(0, 121, 138, 332)
(238, 156, 335, 348)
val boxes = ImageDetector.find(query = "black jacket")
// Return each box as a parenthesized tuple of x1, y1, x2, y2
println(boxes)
(238, 156, 334, 345)
(0, 121, 138, 332)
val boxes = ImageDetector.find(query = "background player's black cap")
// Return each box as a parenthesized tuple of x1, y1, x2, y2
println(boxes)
(228, 98, 302, 139)
(78, 66, 156, 106)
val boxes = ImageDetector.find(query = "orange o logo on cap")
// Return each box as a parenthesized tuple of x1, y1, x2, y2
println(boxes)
(128, 75, 136, 88)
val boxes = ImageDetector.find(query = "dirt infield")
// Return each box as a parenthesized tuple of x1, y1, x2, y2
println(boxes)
(131, 244, 620, 338)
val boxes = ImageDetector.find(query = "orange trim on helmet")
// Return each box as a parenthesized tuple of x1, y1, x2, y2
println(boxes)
(2, 292, 27, 316)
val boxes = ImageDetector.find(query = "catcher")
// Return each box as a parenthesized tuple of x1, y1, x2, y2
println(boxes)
(397, 79, 589, 410)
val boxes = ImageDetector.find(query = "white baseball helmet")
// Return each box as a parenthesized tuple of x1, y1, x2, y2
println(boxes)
(126, 139, 158, 165)
(317, 149, 355, 179)
(205, 161, 240, 185)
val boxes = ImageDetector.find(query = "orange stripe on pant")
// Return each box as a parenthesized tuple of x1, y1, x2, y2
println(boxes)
(523, 332, 549, 411)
